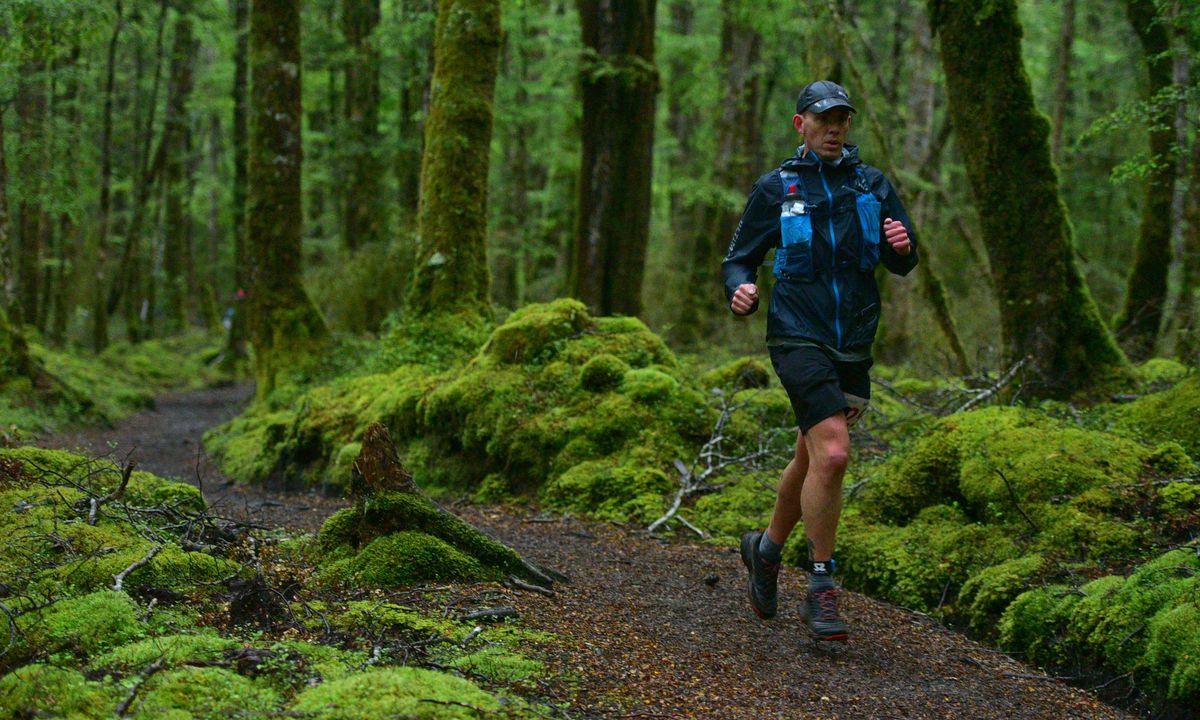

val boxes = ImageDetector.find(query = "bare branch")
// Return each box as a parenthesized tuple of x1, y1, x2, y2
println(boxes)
(113, 543, 164, 592)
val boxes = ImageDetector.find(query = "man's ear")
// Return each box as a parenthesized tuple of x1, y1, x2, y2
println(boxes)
(792, 113, 804, 134)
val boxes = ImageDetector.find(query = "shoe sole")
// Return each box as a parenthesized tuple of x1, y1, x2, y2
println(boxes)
(740, 532, 776, 621)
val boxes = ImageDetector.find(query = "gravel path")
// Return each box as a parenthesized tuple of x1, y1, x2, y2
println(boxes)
(38, 385, 1135, 720)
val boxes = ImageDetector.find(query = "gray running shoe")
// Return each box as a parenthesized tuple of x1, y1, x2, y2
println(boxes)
(802, 586, 849, 642)
(740, 530, 780, 620)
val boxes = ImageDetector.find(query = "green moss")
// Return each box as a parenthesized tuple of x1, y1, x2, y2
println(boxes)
(483, 299, 591, 364)
(447, 646, 543, 682)
(289, 668, 500, 719)
(1144, 603, 1200, 700)
(698, 356, 772, 391)
(41, 542, 237, 596)
(957, 555, 1045, 636)
(24, 591, 143, 660)
(89, 634, 237, 675)
(1111, 376, 1200, 456)
(579, 353, 629, 392)
(541, 459, 671, 523)
(1132, 358, 1191, 389)
(1158, 482, 1200, 513)
(1146, 442, 1197, 475)
(997, 586, 1082, 667)
(0, 665, 116, 720)
(620, 368, 679, 402)
(690, 474, 776, 542)
(341, 532, 487, 587)
(131, 666, 280, 719)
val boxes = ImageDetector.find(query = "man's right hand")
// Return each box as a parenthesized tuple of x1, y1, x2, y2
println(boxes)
(730, 283, 759, 315)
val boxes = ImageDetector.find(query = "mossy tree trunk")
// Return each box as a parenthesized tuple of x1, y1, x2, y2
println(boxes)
(406, 0, 501, 318)
(342, 0, 387, 252)
(1175, 120, 1200, 365)
(162, 13, 198, 335)
(674, 0, 761, 345)
(928, 0, 1128, 397)
(15, 49, 46, 328)
(571, 0, 657, 317)
(248, 0, 328, 397)
(93, 2, 123, 352)
(1115, 0, 1176, 360)
(224, 0, 250, 366)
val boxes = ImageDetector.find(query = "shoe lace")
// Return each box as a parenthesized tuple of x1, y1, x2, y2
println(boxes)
(811, 587, 840, 621)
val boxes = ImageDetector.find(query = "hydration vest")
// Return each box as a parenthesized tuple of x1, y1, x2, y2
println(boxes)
(773, 165, 881, 281)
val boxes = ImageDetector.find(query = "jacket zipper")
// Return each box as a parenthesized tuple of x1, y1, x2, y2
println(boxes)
(818, 164, 843, 347)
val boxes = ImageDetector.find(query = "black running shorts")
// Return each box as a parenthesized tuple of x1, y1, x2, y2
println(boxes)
(768, 345, 872, 434)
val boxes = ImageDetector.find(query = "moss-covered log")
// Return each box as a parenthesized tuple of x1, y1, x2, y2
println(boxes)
(247, 0, 328, 397)
(927, 0, 1128, 398)
(1114, 0, 1176, 360)
(406, 0, 501, 318)
(571, 0, 658, 317)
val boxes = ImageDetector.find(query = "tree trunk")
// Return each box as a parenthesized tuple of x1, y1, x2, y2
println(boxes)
(342, 0, 386, 251)
(162, 13, 198, 334)
(1115, 0, 1176, 360)
(247, 0, 328, 397)
(395, 0, 434, 224)
(15, 55, 46, 328)
(50, 46, 82, 345)
(1050, 0, 1075, 163)
(675, 0, 760, 345)
(94, 2, 124, 351)
(225, 0, 250, 364)
(928, 0, 1128, 397)
(571, 0, 657, 317)
(1175, 115, 1200, 365)
(0, 107, 13, 317)
(406, 0, 503, 317)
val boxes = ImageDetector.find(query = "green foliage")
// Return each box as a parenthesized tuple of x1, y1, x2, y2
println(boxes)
(540, 459, 671, 523)
(289, 668, 500, 719)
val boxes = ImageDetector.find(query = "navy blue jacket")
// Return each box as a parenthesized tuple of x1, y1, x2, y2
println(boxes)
(722, 145, 918, 351)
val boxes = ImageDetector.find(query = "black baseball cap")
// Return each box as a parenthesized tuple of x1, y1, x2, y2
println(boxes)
(795, 80, 856, 115)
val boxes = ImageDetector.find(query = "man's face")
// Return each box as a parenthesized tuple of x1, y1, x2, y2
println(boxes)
(793, 108, 853, 161)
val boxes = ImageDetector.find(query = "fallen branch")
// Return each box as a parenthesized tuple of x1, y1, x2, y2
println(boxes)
(459, 606, 518, 622)
(993, 467, 1039, 533)
(113, 543, 164, 592)
(505, 576, 554, 596)
(89, 460, 136, 526)
(0, 601, 18, 658)
(115, 657, 166, 716)
(954, 357, 1029, 414)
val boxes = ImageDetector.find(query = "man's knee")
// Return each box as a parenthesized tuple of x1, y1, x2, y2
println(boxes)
(806, 414, 850, 474)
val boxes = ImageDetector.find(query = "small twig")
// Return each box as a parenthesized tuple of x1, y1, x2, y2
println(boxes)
(115, 657, 166, 716)
(993, 467, 1039, 533)
(461, 626, 484, 646)
(955, 356, 1028, 413)
(113, 543, 164, 592)
(0, 601, 19, 658)
(1090, 671, 1133, 691)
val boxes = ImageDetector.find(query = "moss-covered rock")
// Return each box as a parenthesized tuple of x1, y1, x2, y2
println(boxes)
(131, 666, 280, 719)
(1132, 358, 1191, 389)
(1110, 376, 1200, 457)
(88, 634, 238, 675)
(957, 555, 1045, 636)
(0, 664, 116, 720)
(579, 353, 629, 392)
(541, 459, 672, 522)
(698, 356, 773, 391)
(24, 590, 143, 660)
(289, 668, 500, 719)
(331, 532, 486, 587)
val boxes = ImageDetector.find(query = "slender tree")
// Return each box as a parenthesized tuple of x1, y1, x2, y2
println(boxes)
(342, 0, 386, 250)
(406, 0, 502, 317)
(571, 0, 657, 317)
(161, 13, 198, 333)
(93, 1, 123, 351)
(14, 46, 46, 327)
(675, 0, 761, 344)
(1050, 0, 1075, 163)
(927, 0, 1128, 397)
(1115, 0, 1176, 360)
(224, 0, 250, 364)
(247, 0, 327, 396)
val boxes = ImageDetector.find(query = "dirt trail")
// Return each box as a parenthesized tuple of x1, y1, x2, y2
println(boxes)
(39, 385, 1133, 720)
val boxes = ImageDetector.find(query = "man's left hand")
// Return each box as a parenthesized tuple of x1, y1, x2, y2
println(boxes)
(884, 218, 911, 256)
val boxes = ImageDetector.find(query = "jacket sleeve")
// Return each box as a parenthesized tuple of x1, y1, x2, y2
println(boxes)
(874, 174, 918, 276)
(721, 174, 780, 314)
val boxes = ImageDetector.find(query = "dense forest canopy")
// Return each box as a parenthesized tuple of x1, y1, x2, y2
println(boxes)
(0, 0, 1197, 389)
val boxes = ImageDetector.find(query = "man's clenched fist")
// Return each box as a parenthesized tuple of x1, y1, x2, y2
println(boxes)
(884, 218, 911, 256)
(731, 283, 759, 315)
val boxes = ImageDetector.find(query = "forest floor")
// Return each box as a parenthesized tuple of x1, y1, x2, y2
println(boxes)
(38, 384, 1136, 720)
